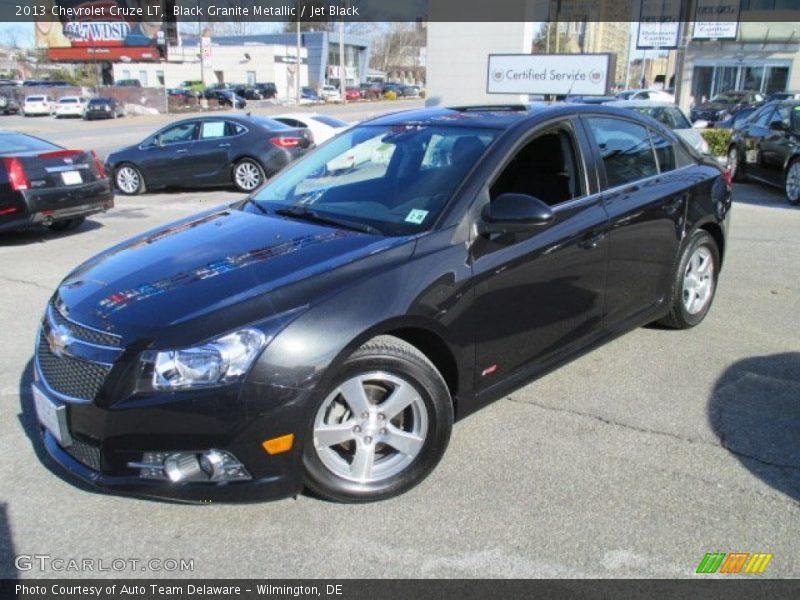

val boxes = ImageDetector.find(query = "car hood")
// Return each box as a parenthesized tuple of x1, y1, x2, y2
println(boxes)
(694, 101, 737, 112)
(55, 206, 414, 345)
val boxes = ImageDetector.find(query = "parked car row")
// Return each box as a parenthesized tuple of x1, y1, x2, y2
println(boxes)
(14, 94, 127, 120)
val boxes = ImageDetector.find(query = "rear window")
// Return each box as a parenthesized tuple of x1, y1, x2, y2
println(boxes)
(251, 116, 291, 130)
(59, 98, 78, 104)
(0, 133, 59, 154)
(89, 98, 111, 105)
(312, 115, 349, 128)
(26, 96, 45, 102)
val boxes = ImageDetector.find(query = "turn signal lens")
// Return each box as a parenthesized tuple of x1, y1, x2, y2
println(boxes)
(262, 434, 295, 455)
(91, 151, 107, 178)
(3, 157, 30, 191)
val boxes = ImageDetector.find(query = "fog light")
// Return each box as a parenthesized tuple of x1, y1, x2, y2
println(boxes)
(128, 450, 252, 482)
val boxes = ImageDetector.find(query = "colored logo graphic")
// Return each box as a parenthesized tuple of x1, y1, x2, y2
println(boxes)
(492, 69, 504, 82)
(696, 552, 773, 574)
(589, 69, 603, 83)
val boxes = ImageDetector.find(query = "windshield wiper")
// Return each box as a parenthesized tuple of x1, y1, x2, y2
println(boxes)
(275, 207, 381, 235)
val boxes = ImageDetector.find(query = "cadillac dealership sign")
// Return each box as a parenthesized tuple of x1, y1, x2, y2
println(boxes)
(487, 54, 612, 96)
(693, 0, 741, 40)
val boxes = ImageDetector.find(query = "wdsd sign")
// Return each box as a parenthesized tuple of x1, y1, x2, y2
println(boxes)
(487, 54, 612, 96)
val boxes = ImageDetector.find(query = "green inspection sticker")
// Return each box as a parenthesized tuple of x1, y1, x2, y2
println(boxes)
(405, 209, 429, 224)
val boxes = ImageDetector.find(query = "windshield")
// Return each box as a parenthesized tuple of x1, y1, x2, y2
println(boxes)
(0, 133, 59, 154)
(250, 124, 498, 236)
(710, 92, 745, 103)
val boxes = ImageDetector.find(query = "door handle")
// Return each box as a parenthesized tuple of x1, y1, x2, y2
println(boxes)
(578, 232, 605, 249)
(176, 149, 189, 154)
(218, 143, 231, 148)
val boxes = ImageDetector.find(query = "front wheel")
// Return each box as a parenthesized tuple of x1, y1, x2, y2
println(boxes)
(303, 336, 453, 503)
(785, 159, 800, 206)
(659, 230, 720, 329)
(232, 158, 265, 192)
(115, 164, 145, 195)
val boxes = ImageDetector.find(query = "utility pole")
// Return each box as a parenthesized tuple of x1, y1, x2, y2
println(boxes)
(296, 15, 301, 105)
(339, 5, 346, 104)
(674, 0, 695, 110)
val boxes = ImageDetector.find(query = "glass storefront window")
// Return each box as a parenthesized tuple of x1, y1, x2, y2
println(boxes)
(742, 66, 764, 91)
(765, 66, 789, 95)
(714, 67, 738, 95)
(692, 66, 713, 102)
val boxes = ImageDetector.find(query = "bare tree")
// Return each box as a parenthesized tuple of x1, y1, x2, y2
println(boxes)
(369, 23, 424, 73)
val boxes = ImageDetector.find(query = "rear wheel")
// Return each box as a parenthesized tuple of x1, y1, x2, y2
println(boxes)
(47, 217, 84, 232)
(785, 159, 800, 206)
(727, 145, 745, 182)
(303, 336, 453, 502)
(232, 158, 265, 192)
(659, 230, 720, 329)
(115, 164, 145, 195)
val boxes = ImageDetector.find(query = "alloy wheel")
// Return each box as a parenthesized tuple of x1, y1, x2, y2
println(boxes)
(234, 161, 262, 191)
(682, 246, 714, 315)
(786, 162, 800, 205)
(313, 372, 428, 484)
(116, 166, 140, 194)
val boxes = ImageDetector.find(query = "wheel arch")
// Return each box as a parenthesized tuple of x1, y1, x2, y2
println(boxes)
(697, 221, 725, 268)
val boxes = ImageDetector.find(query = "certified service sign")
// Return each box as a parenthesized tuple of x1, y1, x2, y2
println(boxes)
(487, 54, 612, 96)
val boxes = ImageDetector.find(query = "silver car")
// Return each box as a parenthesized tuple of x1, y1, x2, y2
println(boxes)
(606, 100, 710, 155)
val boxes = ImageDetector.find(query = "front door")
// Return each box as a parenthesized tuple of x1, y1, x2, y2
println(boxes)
(471, 121, 609, 389)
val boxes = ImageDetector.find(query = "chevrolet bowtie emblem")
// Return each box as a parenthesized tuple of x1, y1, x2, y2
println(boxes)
(46, 325, 72, 358)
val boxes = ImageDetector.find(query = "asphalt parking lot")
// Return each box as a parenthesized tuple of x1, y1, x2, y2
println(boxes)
(0, 108, 798, 579)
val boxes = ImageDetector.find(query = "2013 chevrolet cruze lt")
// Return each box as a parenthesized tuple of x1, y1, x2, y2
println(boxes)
(33, 105, 731, 502)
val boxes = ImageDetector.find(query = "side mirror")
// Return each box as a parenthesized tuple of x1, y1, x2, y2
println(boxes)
(769, 120, 787, 132)
(480, 193, 555, 235)
(692, 119, 709, 129)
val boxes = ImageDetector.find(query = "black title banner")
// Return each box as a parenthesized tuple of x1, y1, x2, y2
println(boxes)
(5, 0, 798, 23)
(3, 579, 800, 600)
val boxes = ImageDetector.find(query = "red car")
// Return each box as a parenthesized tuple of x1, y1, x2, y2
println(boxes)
(345, 88, 362, 101)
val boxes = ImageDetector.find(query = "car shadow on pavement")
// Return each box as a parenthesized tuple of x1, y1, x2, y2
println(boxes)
(0, 219, 103, 247)
(732, 184, 798, 210)
(708, 352, 800, 501)
(0, 502, 18, 580)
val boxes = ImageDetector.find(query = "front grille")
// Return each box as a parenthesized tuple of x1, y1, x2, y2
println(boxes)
(50, 301, 120, 347)
(64, 437, 102, 471)
(36, 332, 110, 401)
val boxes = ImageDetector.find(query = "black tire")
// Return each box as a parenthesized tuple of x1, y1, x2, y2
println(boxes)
(727, 145, 745, 182)
(303, 335, 453, 503)
(114, 163, 146, 195)
(784, 158, 800, 206)
(659, 229, 720, 330)
(47, 217, 85, 232)
(232, 158, 265, 192)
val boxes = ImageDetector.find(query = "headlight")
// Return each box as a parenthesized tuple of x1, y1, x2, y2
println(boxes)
(140, 329, 267, 390)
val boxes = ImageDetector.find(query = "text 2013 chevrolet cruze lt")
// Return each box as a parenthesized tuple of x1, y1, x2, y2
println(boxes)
(32, 105, 731, 502)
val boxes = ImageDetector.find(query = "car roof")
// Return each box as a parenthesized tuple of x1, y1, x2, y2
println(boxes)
(363, 104, 659, 130)
(273, 113, 319, 120)
(606, 100, 681, 108)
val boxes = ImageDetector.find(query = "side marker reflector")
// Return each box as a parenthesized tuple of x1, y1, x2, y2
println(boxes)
(262, 433, 295, 455)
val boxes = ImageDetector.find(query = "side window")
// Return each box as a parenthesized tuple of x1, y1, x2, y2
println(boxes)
(490, 125, 583, 206)
(650, 131, 676, 173)
(586, 117, 658, 188)
(225, 122, 246, 136)
(200, 121, 227, 139)
(277, 118, 302, 128)
(159, 122, 198, 145)
(772, 105, 791, 128)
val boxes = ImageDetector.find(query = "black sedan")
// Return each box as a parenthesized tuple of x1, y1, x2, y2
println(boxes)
(0, 131, 112, 232)
(728, 99, 800, 204)
(84, 97, 125, 120)
(106, 115, 313, 194)
(690, 90, 764, 126)
(33, 105, 730, 503)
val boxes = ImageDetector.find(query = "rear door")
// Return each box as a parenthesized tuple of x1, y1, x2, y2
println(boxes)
(582, 115, 685, 325)
(188, 120, 240, 185)
(741, 104, 776, 181)
(759, 103, 797, 186)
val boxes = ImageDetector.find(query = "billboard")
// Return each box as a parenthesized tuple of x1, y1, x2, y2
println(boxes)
(487, 54, 613, 96)
(693, 0, 741, 40)
(35, 0, 164, 61)
(637, 0, 683, 49)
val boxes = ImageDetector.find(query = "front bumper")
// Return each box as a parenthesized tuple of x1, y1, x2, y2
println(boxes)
(33, 355, 310, 502)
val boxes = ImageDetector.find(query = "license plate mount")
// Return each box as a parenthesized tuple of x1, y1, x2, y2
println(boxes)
(32, 384, 72, 446)
(61, 170, 82, 186)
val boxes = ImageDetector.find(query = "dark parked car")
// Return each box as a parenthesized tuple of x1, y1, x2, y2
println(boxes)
(0, 91, 20, 115)
(690, 90, 764, 125)
(233, 85, 263, 101)
(205, 89, 247, 109)
(32, 105, 730, 503)
(255, 82, 278, 99)
(84, 97, 125, 120)
(0, 131, 112, 232)
(766, 91, 800, 103)
(106, 115, 313, 194)
(728, 100, 800, 204)
(115, 79, 142, 87)
(301, 86, 320, 103)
